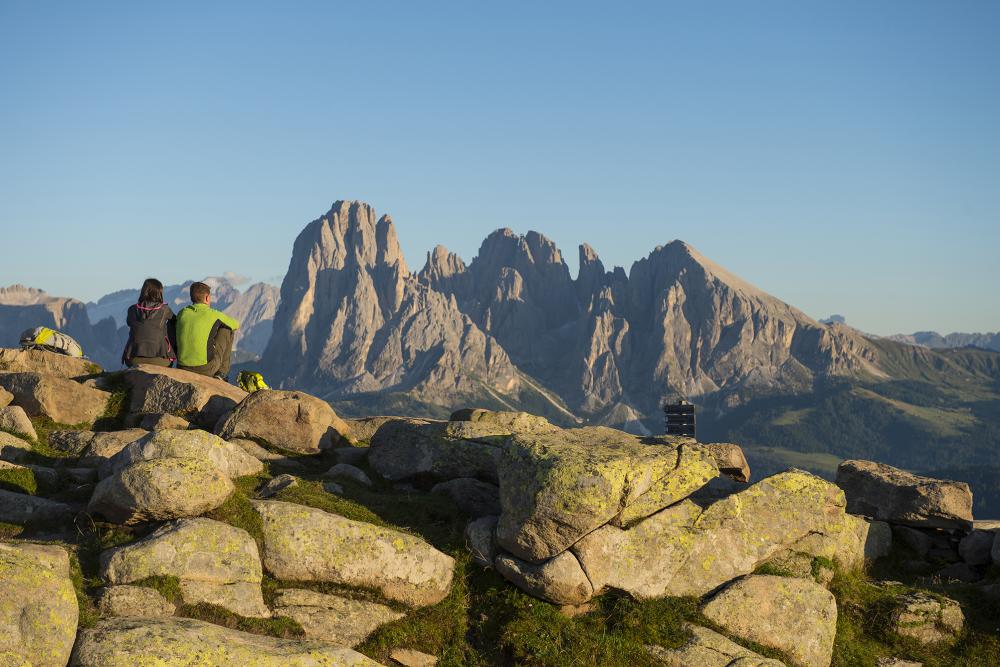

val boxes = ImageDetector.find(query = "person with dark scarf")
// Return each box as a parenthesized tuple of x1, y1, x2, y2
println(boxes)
(122, 278, 176, 367)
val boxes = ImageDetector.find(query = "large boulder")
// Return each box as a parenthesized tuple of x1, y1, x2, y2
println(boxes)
(497, 427, 718, 562)
(342, 416, 399, 443)
(100, 429, 263, 479)
(0, 488, 73, 525)
(572, 470, 848, 599)
(0, 347, 98, 379)
(445, 408, 559, 442)
(253, 500, 455, 607)
(702, 575, 837, 667)
(0, 542, 79, 667)
(48, 428, 147, 457)
(835, 460, 973, 530)
(645, 623, 785, 666)
(0, 431, 34, 462)
(88, 457, 234, 524)
(216, 390, 352, 453)
(958, 529, 995, 566)
(494, 551, 594, 605)
(101, 518, 268, 617)
(272, 588, 404, 647)
(69, 617, 384, 666)
(368, 418, 502, 483)
(0, 372, 110, 425)
(0, 406, 37, 440)
(703, 443, 752, 483)
(889, 591, 964, 645)
(123, 365, 247, 426)
(96, 585, 176, 618)
(778, 515, 892, 572)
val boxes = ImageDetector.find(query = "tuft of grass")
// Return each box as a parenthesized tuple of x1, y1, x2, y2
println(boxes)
(92, 372, 131, 431)
(68, 552, 101, 628)
(203, 475, 269, 549)
(0, 521, 24, 538)
(753, 562, 795, 577)
(177, 602, 305, 638)
(135, 574, 184, 604)
(0, 465, 38, 494)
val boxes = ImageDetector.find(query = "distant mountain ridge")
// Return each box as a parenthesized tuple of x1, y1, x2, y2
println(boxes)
(887, 330, 1000, 352)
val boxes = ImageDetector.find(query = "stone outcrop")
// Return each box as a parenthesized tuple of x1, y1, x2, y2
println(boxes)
(0, 347, 98, 379)
(702, 575, 837, 667)
(0, 372, 110, 424)
(216, 389, 352, 453)
(0, 488, 73, 525)
(272, 588, 404, 647)
(0, 406, 36, 440)
(368, 418, 502, 483)
(101, 518, 268, 617)
(836, 460, 973, 530)
(0, 431, 33, 462)
(703, 442, 752, 482)
(124, 365, 247, 426)
(69, 617, 384, 666)
(496, 426, 718, 561)
(48, 428, 146, 457)
(88, 457, 234, 524)
(96, 585, 176, 618)
(0, 542, 78, 667)
(253, 500, 455, 607)
(494, 551, 594, 605)
(889, 591, 964, 645)
(645, 623, 785, 666)
(431, 478, 501, 517)
(101, 429, 263, 479)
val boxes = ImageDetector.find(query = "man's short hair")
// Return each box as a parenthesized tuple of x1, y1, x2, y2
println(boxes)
(190, 282, 211, 303)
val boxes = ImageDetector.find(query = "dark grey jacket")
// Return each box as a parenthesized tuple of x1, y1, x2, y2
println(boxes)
(122, 302, 176, 363)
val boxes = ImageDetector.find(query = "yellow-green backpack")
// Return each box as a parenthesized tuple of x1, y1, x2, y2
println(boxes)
(237, 371, 270, 393)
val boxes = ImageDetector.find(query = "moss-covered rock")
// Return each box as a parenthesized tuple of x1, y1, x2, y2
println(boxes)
(100, 428, 263, 479)
(88, 457, 234, 524)
(496, 426, 718, 562)
(272, 588, 404, 647)
(368, 418, 502, 483)
(95, 585, 176, 618)
(253, 500, 455, 608)
(69, 616, 385, 666)
(494, 550, 594, 606)
(100, 517, 269, 617)
(0, 347, 98, 379)
(0, 542, 78, 667)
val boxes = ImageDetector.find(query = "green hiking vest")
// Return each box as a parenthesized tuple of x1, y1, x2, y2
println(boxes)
(175, 303, 240, 367)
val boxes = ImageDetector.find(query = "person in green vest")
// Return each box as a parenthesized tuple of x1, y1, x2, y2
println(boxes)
(175, 281, 240, 381)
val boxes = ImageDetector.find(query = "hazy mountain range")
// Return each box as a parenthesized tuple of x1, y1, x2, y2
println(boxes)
(3, 199, 999, 514)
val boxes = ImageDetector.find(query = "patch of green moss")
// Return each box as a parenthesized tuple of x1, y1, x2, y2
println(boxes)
(0, 521, 24, 538)
(177, 602, 305, 638)
(812, 555, 836, 579)
(135, 574, 184, 604)
(753, 562, 795, 577)
(203, 476, 268, 549)
(0, 465, 37, 494)
(69, 552, 100, 629)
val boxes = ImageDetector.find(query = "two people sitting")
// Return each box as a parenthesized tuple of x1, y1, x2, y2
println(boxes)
(121, 278, 240, 381)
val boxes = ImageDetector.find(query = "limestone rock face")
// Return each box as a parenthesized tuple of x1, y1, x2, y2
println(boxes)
(0, 372, 109, 425)
(0, 542, 79, 667)
(889, 591, 964, 645)
(216, 389, 352, 453)
(124, 365, 247, 426)
(368, 418, 502, 483)
(0, 408, 36, 441)
(88, 457, 234, 524)
(100, 518, 268, 617)
(253, 500, 454, 607)
(702, 575, 837, 667)
(96, 585, 176, 618)
(272, 588, 404, 647)
(494, 551, 594, 605)
(69, 617, 385, 666)
(836, 460, 973, 530)
(101, 428, 263, 479)
(260, 201, 522, 412)
(0, 488, 73, 525)
(645, 623, 786, 666)
(496, 426, 718, 561)
(572, 471, 847, 598)
(0, 347, 98, 379)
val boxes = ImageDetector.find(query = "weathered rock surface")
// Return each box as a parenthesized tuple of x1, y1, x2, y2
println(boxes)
(325, 463, 373, 487)
(572, 471, 848, 599)
(890, 591, 964, 645)
(465, 516, 499, 567)
(272, 588, 404, 647)
(0, 488, 73, 525)
(88, 457, 234, 524)
(390, 648, 438, 667)
(781, 515, 892, 571)
(445, 409, 559, 442)
(0, 431, 33, 462)
(958, 529, 995, 566)
(497, 426, 718, 561)
(703, 442, 752, 483)
(101, 428, 263, 479)
(0, 372, 110, 425)
(96, 585, 176, 618)
(254, 500, 455, 607)
(0, 386, 11, 407)
(258, 473, 299, 498)
(101, 517, 269, 617)
(333, 446, 370, 466)
(124, 365, 247, 426)
(495, 551, 594, 605)
(645, 623, 786, 666)
(49, 428, 147, 458)
(836, 460, 973, 530)
(702, 575, 836, 667)
(0, 406, 37, 440)
(368, 418, 502, 483)
(432, 477, 501, 517)
(342, 416, 398, 443)
(230, 437, 289, 461)
(69, 616, 384, 666)
(138, 412, 191, 431)
(216, 389, 352, 453)
(0, 542, 78, 667)
(0, 347, 97, 379)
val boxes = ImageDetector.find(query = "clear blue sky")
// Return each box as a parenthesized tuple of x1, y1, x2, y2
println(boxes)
(1, 1, 997, 335)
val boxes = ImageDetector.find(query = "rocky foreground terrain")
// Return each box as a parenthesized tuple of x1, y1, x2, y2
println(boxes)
(1, 347, 999, 666)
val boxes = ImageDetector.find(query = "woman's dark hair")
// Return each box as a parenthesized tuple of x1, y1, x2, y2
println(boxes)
(139, 278, 164, 304)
